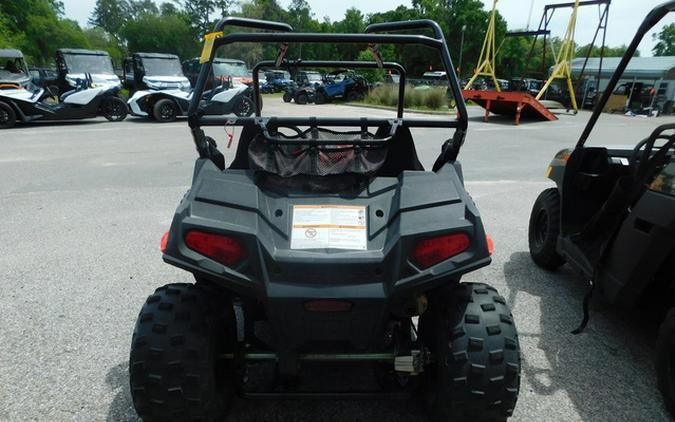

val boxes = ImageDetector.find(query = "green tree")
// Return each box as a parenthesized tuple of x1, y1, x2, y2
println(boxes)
(89, 0, 131, 41)
(129, 0, 159, 16)
(122, 13, 199, 59)
(653, 23, 675, 56)
(333, 8, 365, 60)
(0, 13, 24, 49)
(85, 27, 125, 65)
(160, 3, 179, 16)
(356, 46, 396, 82)
(173, 0, 235, 36)
(576, 43, 639, 58)
(1, 0, 91, 64)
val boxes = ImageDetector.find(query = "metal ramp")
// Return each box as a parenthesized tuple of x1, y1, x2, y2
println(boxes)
(463, 89, 558, 125)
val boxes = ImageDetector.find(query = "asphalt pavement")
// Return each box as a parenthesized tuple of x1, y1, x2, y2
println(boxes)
(0, 98, 672, 421)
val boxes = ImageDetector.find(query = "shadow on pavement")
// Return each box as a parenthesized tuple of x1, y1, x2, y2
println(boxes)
(467, 114, 543, 126)
(124, 116, 187, 124)
(106, 362, 140, 422)
(106, 359, 427, 421)
(502, 251, 669, 421)
(3, 120, 107, 130)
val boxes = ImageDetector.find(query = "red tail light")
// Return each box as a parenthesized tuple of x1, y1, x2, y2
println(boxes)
(486, 234, 495, 256)
(160, 231, 169, 253)
(184, 230, 246, 266)
(411, 233, 471, 269)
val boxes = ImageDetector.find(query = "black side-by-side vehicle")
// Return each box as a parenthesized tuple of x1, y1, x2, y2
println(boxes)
(528, 1, 675, 417)
(123, 52, 191, 93)
(129, 17, 521, 422)
(0, 49, 31, 88)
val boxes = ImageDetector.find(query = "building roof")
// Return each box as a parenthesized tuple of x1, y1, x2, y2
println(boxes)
(569, 56, 675, 80)
(0, 49, 24, 58)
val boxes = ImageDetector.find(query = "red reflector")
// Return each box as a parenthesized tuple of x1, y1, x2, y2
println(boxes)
(486, 234, 494, 256)
(411, 233, 471, 269)
(304, 300, 353, 312)
(184, 230, 246, 266)
(160, 231, 169, 253)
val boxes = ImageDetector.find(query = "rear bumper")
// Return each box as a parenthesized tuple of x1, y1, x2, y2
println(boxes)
(162, 161, 492, 352)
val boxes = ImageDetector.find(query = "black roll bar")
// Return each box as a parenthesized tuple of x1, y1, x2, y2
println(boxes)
(577, 1, 675, 147)
(212, 17, 293, 33)
(188, 17, 293, 131)
(365, 18, 468, 145)
(189, 16, 467, 166)
(365, 19, 445, 40)
(199, 116, 459, 129)
(252, 60, 407, 118)
(189, 33, 444, 119)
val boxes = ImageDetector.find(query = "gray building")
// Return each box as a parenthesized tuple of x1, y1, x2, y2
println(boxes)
(569, 56, 675, 112)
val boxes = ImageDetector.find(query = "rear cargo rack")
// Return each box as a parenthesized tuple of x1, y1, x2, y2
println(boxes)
(256, 118, 400, 146)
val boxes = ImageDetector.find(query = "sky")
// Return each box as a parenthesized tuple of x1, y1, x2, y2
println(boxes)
(61, 0, 674, 56)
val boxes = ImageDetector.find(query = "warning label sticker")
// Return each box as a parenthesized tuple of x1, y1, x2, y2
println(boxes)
(291, 205, 367, 250)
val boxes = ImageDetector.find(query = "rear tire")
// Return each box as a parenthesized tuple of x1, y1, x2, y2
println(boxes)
(346, 90, 360, 102)
(657, 308, 675, 417)
(295, 92, 309, 105)
(101, 96, 128, 122)
(282, 92, 292, 103)
(420, 283, 521, 421)
(528, 188, 566, 270)
(153, 99, 178, 123)
(313, 91, 326, 104)
(129, 283, 236, 422)
(0, 101, 16, 129)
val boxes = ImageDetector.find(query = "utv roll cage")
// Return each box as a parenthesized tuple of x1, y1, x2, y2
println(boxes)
(188, 17, 467, 170)
(55, 48, 116, 93)
(123, 52, 186, 91)
(0, 49, 30, 87)
(55, 49, 115, 76)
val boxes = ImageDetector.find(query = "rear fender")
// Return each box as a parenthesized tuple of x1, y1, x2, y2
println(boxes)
(546, 148, 572, 188)
(162, 159, 491, 303)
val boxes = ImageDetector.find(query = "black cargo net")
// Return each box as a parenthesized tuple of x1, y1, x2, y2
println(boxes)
(248, 127, 388, 177)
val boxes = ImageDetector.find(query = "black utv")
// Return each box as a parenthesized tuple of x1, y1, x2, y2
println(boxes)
(129, 17, 521, 422)
(55, 48, 121, 95)
(0, 49, 31, 88)
(527, 2, 675, 417)
(280, 70, 324, 104)
(122, 52, 191, 93)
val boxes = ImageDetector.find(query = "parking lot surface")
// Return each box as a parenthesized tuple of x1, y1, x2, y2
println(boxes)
(0, 98, 672, 421)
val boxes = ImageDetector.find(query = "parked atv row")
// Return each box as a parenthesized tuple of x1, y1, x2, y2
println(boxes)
(0, 49, 258, 129)
(124, 52, 256, 122)
(0, 48, 127, 129)
(282, 69, 368, 104)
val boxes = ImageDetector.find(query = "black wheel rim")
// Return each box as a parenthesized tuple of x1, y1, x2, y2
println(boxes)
(235, 99, 251, 116)
(106, 101, 123, 119)
(533, 209, 549, 248)
(160, 103, 175, 120)
(0, 109, 8, 124)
